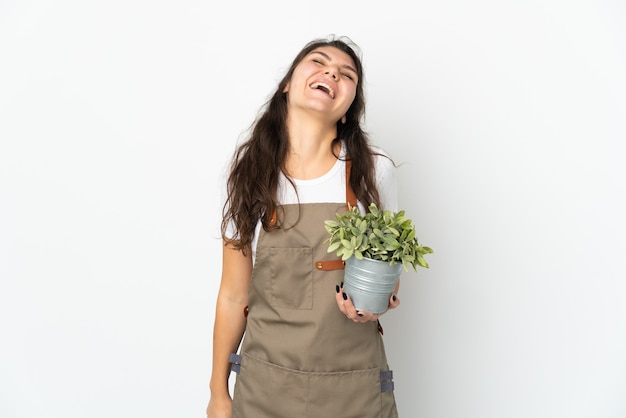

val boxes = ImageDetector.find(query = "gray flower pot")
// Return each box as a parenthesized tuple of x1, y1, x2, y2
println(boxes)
(343, 256, 402, 314)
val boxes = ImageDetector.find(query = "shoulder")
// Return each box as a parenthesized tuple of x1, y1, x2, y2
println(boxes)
(369, 144, 394, 160)
(369, 145, 398, 212)
(369, 145, 396, 173)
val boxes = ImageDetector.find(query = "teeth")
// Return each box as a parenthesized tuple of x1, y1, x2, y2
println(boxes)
(310, 82, 335, 99)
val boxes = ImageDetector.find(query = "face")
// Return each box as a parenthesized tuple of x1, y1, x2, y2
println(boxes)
(283, 46, 359, 123)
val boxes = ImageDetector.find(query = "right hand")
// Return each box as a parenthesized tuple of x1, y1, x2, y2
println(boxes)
(206, 395, 232, 418)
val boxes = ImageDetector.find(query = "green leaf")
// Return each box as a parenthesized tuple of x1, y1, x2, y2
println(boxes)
(417, 253, 429, 268)
(386, 226, 400, 237)
(373, 228, 385, 239)
(327, 241, 341, 253)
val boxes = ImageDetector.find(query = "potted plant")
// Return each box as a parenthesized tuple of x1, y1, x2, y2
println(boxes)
(324, 203, 433, 313)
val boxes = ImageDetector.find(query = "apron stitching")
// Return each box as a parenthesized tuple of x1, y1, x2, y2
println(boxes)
(241, 352, 380, 376)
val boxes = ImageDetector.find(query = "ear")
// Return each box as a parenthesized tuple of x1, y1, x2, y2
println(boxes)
(341, 115, 347, 124)
(283, 82, 290, 93)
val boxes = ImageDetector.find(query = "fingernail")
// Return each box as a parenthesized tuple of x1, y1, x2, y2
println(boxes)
(342, 292, 347, 301)
(392, 295, 397, 302)
(357, 312, 363, 317)
(340, 282, 344, 288)
(336, 285, 340, 293)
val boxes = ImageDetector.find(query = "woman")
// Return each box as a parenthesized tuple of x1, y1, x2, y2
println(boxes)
(207, 36, 401, 418)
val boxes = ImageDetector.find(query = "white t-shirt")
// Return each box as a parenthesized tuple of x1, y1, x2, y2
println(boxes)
(226, 143, 398, 257)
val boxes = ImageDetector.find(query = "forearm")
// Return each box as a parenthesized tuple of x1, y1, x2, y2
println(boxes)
(209, 294, 247, 397)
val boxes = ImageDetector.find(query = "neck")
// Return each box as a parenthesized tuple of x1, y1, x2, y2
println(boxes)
(284, 111, 340, 180)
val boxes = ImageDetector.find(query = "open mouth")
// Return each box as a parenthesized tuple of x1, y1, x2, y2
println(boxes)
(310, 82, 335, 99)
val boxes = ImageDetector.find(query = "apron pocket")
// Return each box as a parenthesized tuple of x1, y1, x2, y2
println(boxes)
(233, 354, 308, 418)
(308, 368, 383, 418)
(233, 354, 393, 418)
(269, 247, 312, 310)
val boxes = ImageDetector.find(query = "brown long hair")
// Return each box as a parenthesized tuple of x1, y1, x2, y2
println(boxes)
(222, 36, 386, 251)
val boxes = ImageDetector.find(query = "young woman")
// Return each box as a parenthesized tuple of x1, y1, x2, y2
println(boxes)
(206, 36, 401, 418)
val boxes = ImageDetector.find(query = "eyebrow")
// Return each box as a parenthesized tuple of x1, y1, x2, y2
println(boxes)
(310, 51, 358, 76)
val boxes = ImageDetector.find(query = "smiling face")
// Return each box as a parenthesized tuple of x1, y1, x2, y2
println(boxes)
(283, 46, 359, 124)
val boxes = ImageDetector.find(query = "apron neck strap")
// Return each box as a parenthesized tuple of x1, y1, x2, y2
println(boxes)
(345, 159, 357, 209)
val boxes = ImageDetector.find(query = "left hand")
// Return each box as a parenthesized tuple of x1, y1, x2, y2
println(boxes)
(335, 283, 400, 323)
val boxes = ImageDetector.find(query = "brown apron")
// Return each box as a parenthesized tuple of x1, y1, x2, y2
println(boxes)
(231, 165, 398, 418)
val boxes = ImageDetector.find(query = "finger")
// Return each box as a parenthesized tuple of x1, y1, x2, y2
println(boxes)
(355, 310, 379, 322)
(335, 284, 348, 314)
(342, 291, 356, 313)
(341, 291, 362, 321)
(388, 294, 400, 310)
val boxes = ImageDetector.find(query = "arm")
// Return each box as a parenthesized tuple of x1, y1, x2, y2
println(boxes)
(206, 241, 253, 418)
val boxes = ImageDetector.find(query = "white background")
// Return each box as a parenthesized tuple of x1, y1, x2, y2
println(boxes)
(1, 1, 625, 417)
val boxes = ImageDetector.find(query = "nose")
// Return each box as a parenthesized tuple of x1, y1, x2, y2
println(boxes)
(325, 69, 338, 80)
